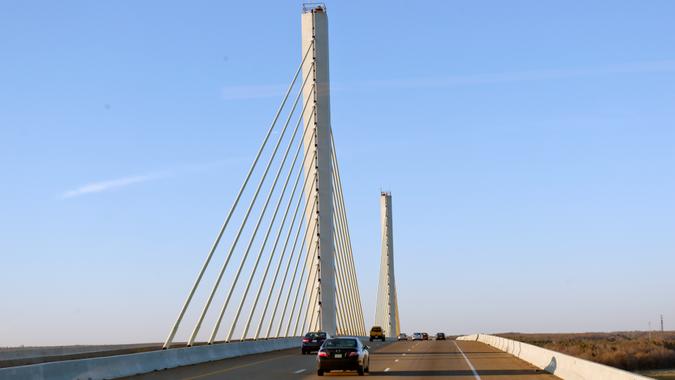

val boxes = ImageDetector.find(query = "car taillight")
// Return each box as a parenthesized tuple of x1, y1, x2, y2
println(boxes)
(348, 352, 358, 357)
(318, 351, 328, 357)
(302, 338, 310, 342)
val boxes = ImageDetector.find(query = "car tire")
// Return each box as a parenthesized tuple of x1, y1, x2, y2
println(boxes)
(369, 337, 373, 342)
(357, 366, 364, 376)
(317, 369, 324, 376)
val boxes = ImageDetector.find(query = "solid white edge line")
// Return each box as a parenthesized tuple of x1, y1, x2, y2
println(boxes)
(384, 367, 390, 372)
(293, 368, 306, 374)
(453, 341, 481, 380)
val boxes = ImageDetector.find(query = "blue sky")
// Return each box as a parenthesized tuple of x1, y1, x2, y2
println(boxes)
(1, 1, 674, 346)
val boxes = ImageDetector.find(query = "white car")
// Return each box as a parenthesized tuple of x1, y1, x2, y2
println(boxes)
(412, 332, 423, 341)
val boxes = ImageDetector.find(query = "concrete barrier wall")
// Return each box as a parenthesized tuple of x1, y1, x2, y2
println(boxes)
(0, 344, 159, 362)
(457, 334, 653, 380)
(0, 337, 301, 380)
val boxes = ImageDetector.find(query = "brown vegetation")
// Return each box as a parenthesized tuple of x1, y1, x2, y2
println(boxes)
(497, 331, 675, 372)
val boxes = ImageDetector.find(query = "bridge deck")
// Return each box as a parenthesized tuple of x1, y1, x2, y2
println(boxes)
(122, 339, 560, 380)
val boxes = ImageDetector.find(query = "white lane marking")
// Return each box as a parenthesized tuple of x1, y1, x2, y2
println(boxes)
(384, 368, 390, 372)
(293, 369, 306, 374)
(394, 359, 399, 362)
(453, 341, 481, 380)
(402, 353, 406, 356)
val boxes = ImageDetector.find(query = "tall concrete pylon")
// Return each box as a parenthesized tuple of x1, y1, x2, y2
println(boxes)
(375, 192, 400, 338)
(300, 5, 337, 336)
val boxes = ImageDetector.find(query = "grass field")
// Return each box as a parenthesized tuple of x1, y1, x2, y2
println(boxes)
(497, 331, 675, 373)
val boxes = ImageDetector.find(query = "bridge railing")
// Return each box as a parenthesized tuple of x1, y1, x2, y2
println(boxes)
(0, 338, 302, 380)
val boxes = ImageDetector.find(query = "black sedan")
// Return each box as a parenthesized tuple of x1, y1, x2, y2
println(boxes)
(317, 337, 370, 376)
(302, 331, 329, 354)
(436, 332, 446, 340)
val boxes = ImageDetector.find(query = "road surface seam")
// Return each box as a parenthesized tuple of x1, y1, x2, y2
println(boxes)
(181, 354, 292, 380)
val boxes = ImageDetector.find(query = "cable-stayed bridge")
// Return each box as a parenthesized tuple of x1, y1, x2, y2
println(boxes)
(0, 5, 655, 380)
(162, 5, 365, 346)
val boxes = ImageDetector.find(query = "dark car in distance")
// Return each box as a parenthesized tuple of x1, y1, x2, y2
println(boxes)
(317, 337, 370, 376)
(436, 332, 446, 340)
(422, 332, 429, 340)
(302, 331, 329, 354)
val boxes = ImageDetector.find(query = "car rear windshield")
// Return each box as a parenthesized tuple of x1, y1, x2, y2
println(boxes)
(371, 327, 382, 332)
(305, 332, 327, 338)
(324, 339, 357, 348)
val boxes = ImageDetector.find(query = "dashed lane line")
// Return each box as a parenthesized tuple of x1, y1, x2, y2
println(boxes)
(293, 369, 306, 374)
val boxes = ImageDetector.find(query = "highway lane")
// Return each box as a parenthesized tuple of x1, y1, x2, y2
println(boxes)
(122, 339, 559, 379)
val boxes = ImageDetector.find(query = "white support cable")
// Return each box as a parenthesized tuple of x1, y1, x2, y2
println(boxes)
(186, 64, 315, 347)
(243, 135, 317, 340)
(285, 242, 317, 336)
(332, 220, 353, 335)
(338, 197, 365, 335)
(314, 308, 321, 332)
(334, 257, 350, 335)
(271, 127, 319, 339)
(208, 80, 316, 344)
(230, 111, 318, 342)
(226, 142, 306, 342)
(331, 135, 367, 334)
(273, 206, 317, 338)
(251, 170, 311, 340)
(259, 174, 317, 339)
(250, 190, 305, 339)
(332, 254, 345, 334)
(341, 198, 366, 335)
(336, 176, 366, 336)
(298, 156, 321, 336)
(335, 189, 360, 335)
(163, 40, 315, 349)
(298, 286, 317, 336)
(330, 161, 357, 333)
(332, 255, 344, 334)
(306, 286, 321, 335)
(338, 196, 366, 335)
(333, 189, 351, 335)
(297, 258, 319, 335)
(332, 189, 359, 335)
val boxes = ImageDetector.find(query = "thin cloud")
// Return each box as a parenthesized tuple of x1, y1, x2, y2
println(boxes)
(60, 159, 243, 199)
(221, 59, 675, 100)
(61, 173, 168, 199)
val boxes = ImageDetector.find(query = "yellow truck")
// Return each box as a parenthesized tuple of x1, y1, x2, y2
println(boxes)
(369, 326, 385, 342)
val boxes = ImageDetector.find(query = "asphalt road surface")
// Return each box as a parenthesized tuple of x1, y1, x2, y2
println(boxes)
(122, 339, 560, 380)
